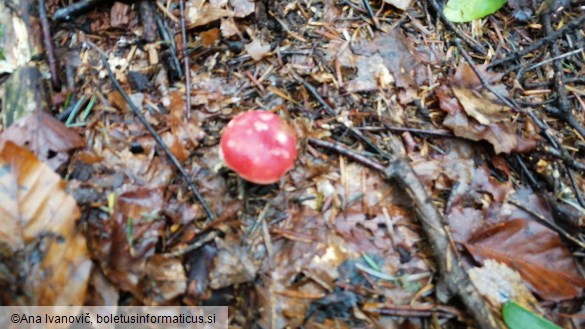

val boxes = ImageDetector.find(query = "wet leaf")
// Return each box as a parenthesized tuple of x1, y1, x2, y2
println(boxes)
(0, 111, 83, 170)
(444, 0, 508, 23)
(465, 219, 585, 301)
(0, 142, 91, 305)
(87, 188, 165, 300)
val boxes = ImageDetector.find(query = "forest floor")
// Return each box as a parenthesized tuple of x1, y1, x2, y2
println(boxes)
(1, 0, 585, 328)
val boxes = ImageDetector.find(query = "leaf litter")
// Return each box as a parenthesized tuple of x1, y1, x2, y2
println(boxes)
(0, 0, 584, 328)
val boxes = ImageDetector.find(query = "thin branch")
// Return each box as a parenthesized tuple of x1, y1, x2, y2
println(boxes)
(488, 14, 585, 68)
(427, 0, 487, 56)
(53, 0, 106, 21)
(179, 0, 192, 119)
(295, 75, 392, 159)
(38, 0, 59, 88)
(97, 52, 215, 220)
(308, 137, 503, 329)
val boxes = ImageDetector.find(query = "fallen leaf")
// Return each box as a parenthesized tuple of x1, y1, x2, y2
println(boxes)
(0, 142, 91, 305)
(110, 2, 130, 28)
(0, 111, 84, 170)
(187, 0, 233, 28)
(245, 38, 271, 61)
(345, 54, 394, 92)
(452, 87, 512, 125)
(87, 188, 165, 301)
(452, 63, 502, 89)
(352, 30, 428, 89)
(437, 86, 538, 153)
(383, 0, 414, 10)
(468, 259, 539, 308)
(230, 0, 254, 17)
(465, 219, 585, 301)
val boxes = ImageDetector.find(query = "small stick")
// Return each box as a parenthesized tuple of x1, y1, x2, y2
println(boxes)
(296, 75, 391, 159)
(179, 0, 192, 118)
(362, 0, 380, 30)
(488, 14, 585, 68)
(53, 0, 106, 21)
(38, 0, 59, 88)
(98, 54, 215, 220)
(427, 0, 487, 56)
(309, 137, 503, 329)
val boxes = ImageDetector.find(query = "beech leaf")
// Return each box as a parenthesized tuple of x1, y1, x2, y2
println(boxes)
(0, 141, 91, 305)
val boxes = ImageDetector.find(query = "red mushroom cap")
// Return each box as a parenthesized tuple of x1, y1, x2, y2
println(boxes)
(220, 110, 298, 184)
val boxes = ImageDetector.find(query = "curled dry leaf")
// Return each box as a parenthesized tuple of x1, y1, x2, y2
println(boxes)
(0, 111, 84, 170)
(0, 142, 91, 305)
(452, 87, 511, 125)
(437, 86, 538, 154)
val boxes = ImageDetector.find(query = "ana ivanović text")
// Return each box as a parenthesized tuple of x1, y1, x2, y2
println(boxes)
(11, 312, 217, 325)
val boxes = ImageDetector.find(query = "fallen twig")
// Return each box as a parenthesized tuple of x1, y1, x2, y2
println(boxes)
(427, 0, 487, 56)
(308, 137, 503, 329)
(295, 75, 392, 159)
(38, 0, 59, 88)
(179, 0, 192, 119)
(488, 14, 585, 68)
(97, 51, 215, 220)
(53, 0, 107, 21)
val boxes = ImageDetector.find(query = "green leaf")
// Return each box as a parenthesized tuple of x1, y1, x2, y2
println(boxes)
(502, 301, 562, 329)
(443, 0, 508, 23)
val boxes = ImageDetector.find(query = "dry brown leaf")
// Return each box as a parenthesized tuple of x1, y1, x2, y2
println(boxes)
(352, 30, 427, 89)
(245, 38, 271, 61)
(0, 111, 83, 170)
(437, 86, 538, 154)
(86, 188, 165, 301)
(465, 219, 585, 301)
(452, 87, 512, 125)
(383, 0, 414, 10)
(0, 141, 91, 305)
(452, 63, 503, 89)
(230, 0, 254, 17)
(186, 0, 233, 28)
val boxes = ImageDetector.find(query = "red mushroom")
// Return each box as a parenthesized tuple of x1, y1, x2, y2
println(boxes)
(220, 110, 297, 184)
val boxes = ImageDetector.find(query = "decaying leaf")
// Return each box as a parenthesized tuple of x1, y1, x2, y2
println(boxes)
(230, 0, 255, 17)
(352, 30, 428, 89)
(452, 87, 512, 125)
(437, 86, 538, 153)
(87, 188, 166, 301)
(0, 142, 91, 305)
(383, 0, 414, 10)
(468, 259, 539, 308)
(0, 111, 84, 170)
(245, 38, 271, 61)
(186, 0, 234, 28)
(465, 219, 585, 301)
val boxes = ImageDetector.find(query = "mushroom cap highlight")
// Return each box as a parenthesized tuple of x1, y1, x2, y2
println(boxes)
(220, 110, 298, 184)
